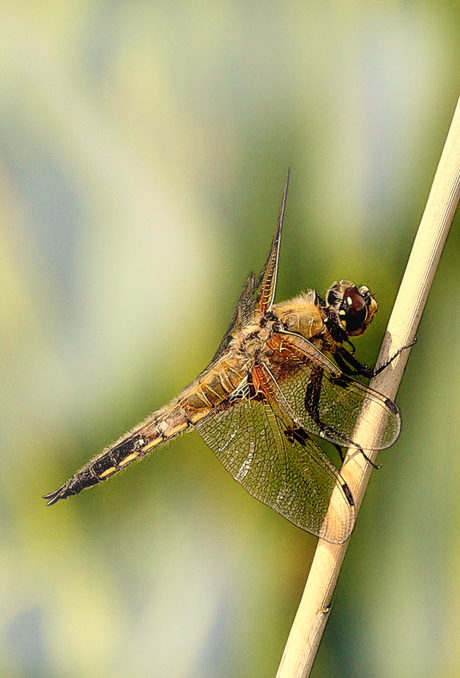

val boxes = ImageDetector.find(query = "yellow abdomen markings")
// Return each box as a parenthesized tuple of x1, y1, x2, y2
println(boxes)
(140, 418, 189, 453)
(119, 452, 140, 467)
(187, 408, 212, 425)
(179, 361, 242, 426)
(98, 466, 117, 479)
(44, 354, 246, 504)
(140, 437, 162, 453)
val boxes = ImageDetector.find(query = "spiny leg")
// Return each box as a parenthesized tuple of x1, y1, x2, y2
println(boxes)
(335, 340, 416, 378)
(304, 369, 381, 470)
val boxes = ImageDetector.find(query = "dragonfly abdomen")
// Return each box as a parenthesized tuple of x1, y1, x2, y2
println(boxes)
(43, 431, 150, 505)
(43, 401, 193, 505)
(43, 364, 241, 506)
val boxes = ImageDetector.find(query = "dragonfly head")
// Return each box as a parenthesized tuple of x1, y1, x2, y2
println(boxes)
(326, 281, 378, 338)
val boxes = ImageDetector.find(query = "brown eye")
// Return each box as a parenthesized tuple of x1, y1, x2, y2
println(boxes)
(340, 287, 368, 333)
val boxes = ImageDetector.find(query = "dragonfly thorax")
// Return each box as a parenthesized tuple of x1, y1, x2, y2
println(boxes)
(272, 290, 324, 341)
(229, 315, 279, 363)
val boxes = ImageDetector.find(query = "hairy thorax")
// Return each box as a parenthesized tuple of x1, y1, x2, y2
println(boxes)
(272, 289, 324, 339)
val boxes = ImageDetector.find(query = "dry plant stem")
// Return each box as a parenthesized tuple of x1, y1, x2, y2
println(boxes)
(276, 93, 460, 678)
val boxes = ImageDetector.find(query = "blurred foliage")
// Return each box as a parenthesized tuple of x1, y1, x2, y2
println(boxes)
(1, 2, 460, 677)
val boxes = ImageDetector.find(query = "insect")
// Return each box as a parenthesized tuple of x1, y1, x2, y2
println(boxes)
(44, 172, 402, 543)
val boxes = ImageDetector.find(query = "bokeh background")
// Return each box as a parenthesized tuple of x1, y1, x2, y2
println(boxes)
(1, 2, 460, 677)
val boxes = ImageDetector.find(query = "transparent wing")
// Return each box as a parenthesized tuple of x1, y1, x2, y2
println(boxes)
(209, 271, 256, 364)
(254, 169, 289, 314)
(196, 394, 355, 543)
(209, 171, 289, 365)
(274, 356, 401, 451)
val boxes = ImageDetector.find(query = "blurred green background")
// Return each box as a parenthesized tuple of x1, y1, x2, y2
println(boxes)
(1, 2, 460, 677)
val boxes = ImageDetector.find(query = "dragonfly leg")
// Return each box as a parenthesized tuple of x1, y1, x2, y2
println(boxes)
(335, 339, 416, 378)
(333, 443, 381, 470)
(305, 369, 382, 469)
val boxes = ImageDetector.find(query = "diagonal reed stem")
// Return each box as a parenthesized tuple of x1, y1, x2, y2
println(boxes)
(276, 92, 460, 678)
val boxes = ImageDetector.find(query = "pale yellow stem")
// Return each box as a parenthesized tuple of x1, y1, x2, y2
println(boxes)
(276, 93, 460, 678)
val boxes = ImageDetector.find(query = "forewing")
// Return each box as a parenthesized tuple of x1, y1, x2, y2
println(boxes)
(278, 361, 401, 451)
(254, 170, 289, 314)
(196, 395, 355, 543)
(209, 171, 290, 365)
(209, 271, 256, 364)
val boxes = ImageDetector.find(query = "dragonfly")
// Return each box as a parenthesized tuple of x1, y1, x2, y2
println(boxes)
(44, 172, 402, 543)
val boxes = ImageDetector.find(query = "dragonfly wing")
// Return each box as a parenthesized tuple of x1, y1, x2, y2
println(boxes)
(196, 394, 355, 543)
(209, 171, 290, 365)
(254, 170, 289, 314)
(209, 271, 256, 364)
(273, 351, 401, 450)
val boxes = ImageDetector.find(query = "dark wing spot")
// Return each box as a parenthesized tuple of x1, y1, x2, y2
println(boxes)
(342, 483, 355, 507)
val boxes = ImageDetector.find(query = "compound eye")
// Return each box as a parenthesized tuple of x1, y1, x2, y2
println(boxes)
(339, 287, 368, 334)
